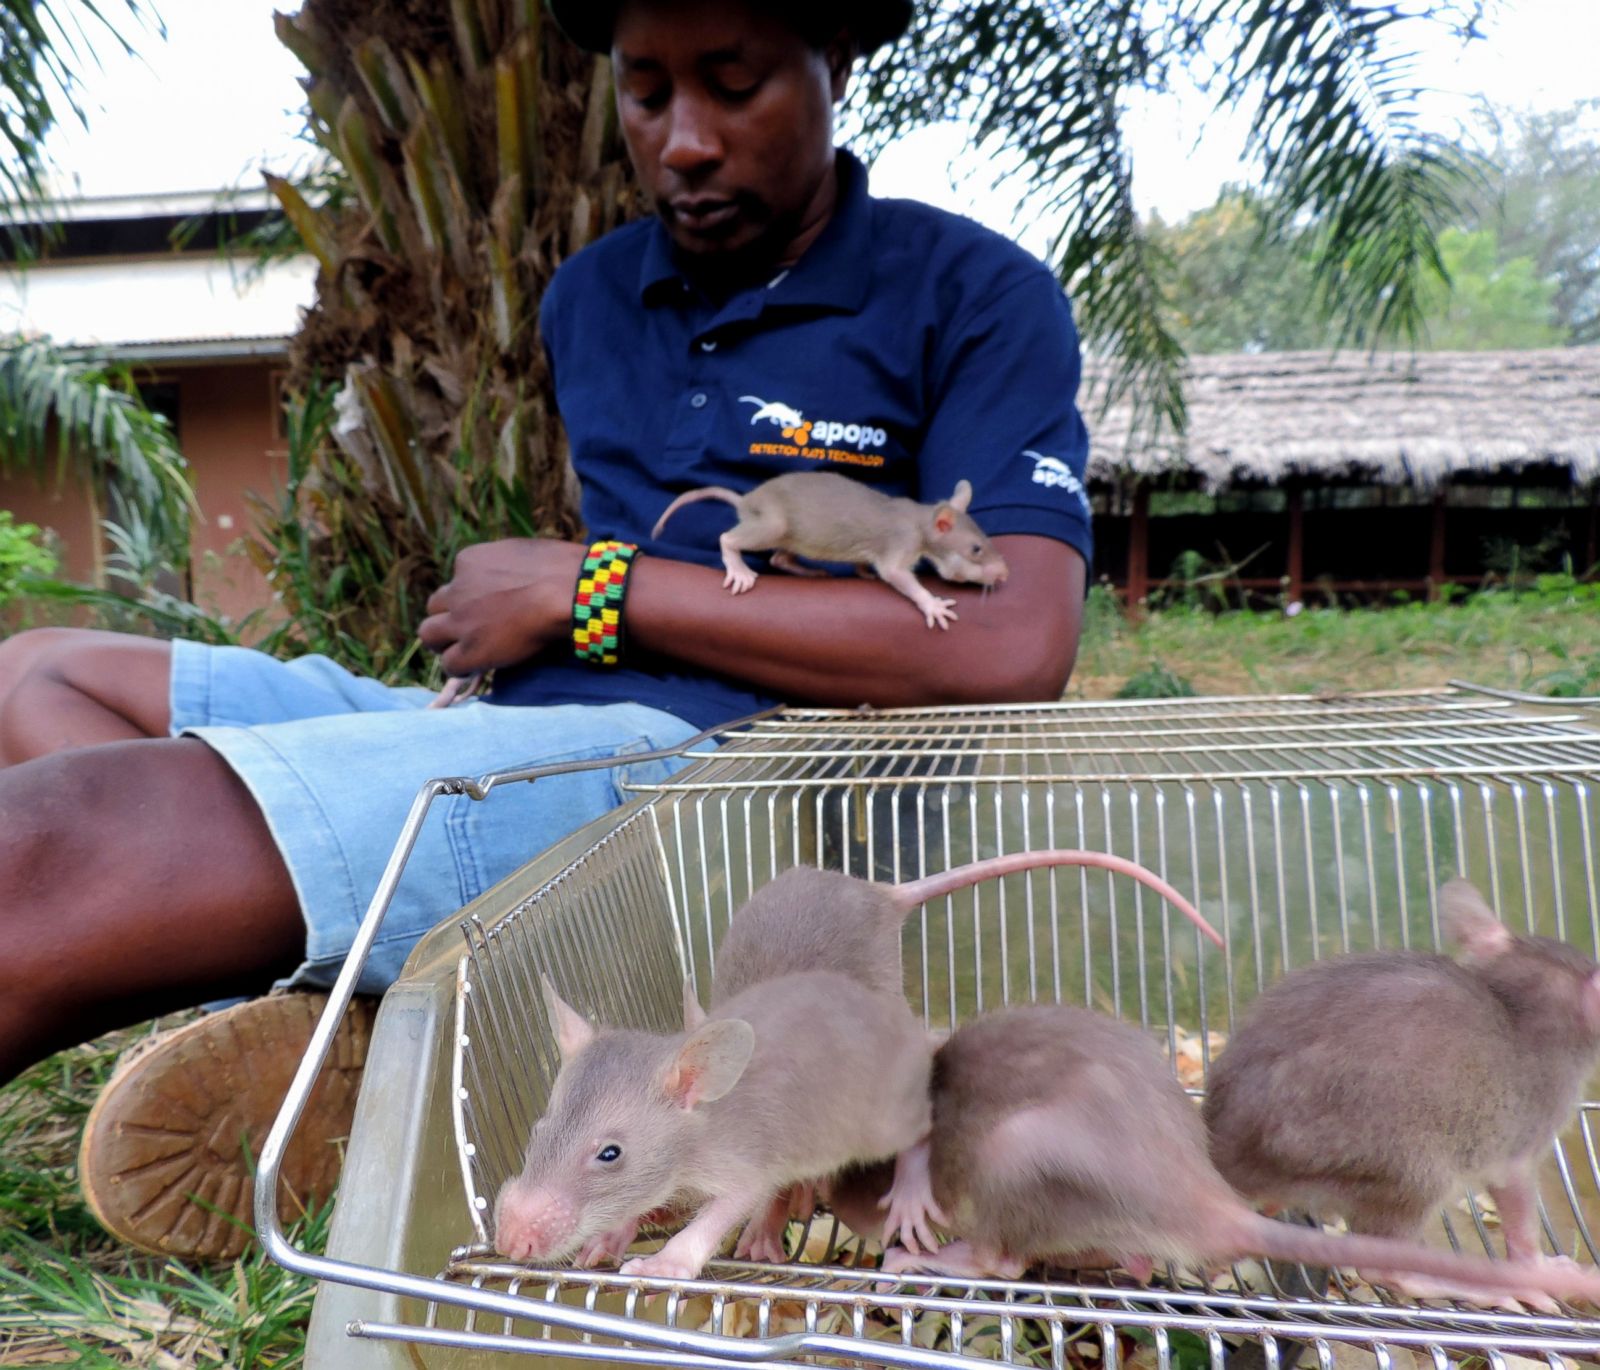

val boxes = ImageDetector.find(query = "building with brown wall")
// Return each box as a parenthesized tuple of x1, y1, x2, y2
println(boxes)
(0, 191, 314, 624)
(1084, 348, 1600, 605)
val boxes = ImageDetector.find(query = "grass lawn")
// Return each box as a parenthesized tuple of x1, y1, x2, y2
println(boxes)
(2, 587, 1596, 1364)
(1070, 583, 1600, 700)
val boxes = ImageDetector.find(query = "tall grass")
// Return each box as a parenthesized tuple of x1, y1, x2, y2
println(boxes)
(0, 1027, 330, 1366)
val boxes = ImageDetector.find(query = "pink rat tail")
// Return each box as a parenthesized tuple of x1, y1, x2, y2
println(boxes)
(889, 850, 1224, 948)
(651, 486, 742, 539)
(1237, 1212, 1600, 1307)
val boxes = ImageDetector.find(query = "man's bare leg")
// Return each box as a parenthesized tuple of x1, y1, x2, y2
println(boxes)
(0, 735, 303, 1082)
(0, 628, 173, 764)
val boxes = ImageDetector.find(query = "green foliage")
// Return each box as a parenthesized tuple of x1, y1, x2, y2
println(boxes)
(0, 1031, 329, 1365)
(1531, 651, 1600, 699)
(0, 337, 195, 566)
(1080, 580, 1129, 653)
(1152, 200, 1562, 354)
(245, 380, 545, 683)
(0, 509, 55, 604)
(258, 2, 634, 675)
(1148, 192, 1330, 353)
(1459, 99, 1600, 346)
(1117, 662, 1198, 699)
(1415, 227, 1563, 349)
(858, 1, 1481, 441)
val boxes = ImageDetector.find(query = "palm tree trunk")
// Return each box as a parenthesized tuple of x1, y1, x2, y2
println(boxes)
(254, 1, 641, 678)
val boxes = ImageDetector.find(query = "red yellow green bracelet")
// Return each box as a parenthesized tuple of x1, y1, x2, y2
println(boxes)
(572, 540, 640, 666)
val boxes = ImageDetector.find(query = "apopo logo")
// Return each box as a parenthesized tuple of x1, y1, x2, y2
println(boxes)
(1024, 450, 1091, 514)
(741, 395, 888, 450)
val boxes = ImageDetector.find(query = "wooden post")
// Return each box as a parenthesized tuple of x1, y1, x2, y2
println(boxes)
(1127, 481, 1150, 609)
(1428, 488, 1448, 600)
(1285, 483, 1304, 605)
(1585, 486, 1597, 576)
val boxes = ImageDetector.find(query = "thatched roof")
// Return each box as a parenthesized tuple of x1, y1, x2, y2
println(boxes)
(1083, 346, 1600, 489)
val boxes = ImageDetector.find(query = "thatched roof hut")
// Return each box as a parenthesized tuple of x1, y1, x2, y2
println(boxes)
(1083, 346, 1600, 492)
(1081, 347, 1599, 603)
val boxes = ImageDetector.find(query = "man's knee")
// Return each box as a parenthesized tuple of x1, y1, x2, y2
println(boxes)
(0, 626, 85, 697)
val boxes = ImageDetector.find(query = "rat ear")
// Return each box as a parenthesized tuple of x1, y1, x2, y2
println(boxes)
(948, 480, 973, 513)
(662, 1018, 755, 1110)
(540, 975, 596, 1061)
(682, 976, 708, 1031)
(1583, 970, 1600, 1035)
(933, 503, 956, 534)
(1439, 879, 1513, 961)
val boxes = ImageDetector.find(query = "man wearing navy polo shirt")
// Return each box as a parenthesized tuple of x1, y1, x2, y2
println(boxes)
(0, 0, 1089, 1259)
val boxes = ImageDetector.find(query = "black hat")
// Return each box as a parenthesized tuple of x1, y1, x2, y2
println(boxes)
(548, 0, 913, 56)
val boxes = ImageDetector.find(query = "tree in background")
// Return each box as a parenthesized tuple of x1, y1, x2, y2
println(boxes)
(0, 3, 195, 589)
(1147, 192, 1327, 354)
(250, 1, 637, 677)
(1148, 200, 1563, 353)
(858, 0, 1485, 437)
(1415, 227, 1563, 350)
(1459, 100, 1600, 346)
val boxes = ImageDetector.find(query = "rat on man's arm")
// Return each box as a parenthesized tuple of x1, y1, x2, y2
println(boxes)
(420, 239, 1093, 710)
(419, 532, 1080, 709)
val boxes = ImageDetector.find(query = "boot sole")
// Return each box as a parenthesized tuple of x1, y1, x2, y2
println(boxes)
(78, 991, 375, 1261)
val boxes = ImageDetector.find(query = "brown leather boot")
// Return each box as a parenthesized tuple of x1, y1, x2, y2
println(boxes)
(78, 991, 376, 1261)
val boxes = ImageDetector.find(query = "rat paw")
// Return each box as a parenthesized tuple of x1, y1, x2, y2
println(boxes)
(922, 599, 958, 630)
(880, 1245, 940, 1275)
(576, 1221, 639, 1268)
(723, 569, 758, 594)
(621, 1252, 706, 1282)
(879, 1192, 948, 1256)
(736, 1228, 790, 1264)
(1374, 1270, 1554, 1314)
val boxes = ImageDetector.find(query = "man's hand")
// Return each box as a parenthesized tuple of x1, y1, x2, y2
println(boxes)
(418, 539, 586, 679)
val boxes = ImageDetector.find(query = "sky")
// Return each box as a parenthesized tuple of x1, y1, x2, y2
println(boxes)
(37, 0, 1600, 243)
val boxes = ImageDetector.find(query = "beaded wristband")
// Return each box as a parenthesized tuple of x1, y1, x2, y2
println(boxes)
(572, 539, 641, 666)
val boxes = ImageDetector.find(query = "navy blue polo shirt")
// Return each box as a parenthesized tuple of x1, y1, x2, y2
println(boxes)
(488, 149, 1092, 730)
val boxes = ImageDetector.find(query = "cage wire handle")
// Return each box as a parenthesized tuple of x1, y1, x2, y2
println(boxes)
(251, 704, 994, 1369)
(1450, 679, 1600, 707)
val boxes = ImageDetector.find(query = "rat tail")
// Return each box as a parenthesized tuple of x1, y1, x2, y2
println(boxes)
(1237, 1212, 1600, 1306)
(890, 851, 1224, 948)
(652, 487, 742, 539)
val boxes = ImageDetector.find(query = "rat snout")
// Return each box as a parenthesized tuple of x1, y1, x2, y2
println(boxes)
(493, 1181, 582, 1264)
(986, 557, 1009, 587)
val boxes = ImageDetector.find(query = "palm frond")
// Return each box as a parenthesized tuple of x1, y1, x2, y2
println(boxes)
(0, 0, 163, 208)
(857, 1, 1189, 447)
(857, 0, 1494, 440)
(0, 336, 194, 560)
(1193, 0, 1486, 347)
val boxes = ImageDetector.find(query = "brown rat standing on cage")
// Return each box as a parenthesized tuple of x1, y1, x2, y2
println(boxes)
(491, 971, 933, 1281)
(1202, 877, 1600, 1305)
(651, 472, 1009, 629)
(874, 998, 1600, 1311)
(685, 848, 1226, 1260)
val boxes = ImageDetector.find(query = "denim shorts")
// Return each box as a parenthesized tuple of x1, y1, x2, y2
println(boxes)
(169, 640, 705, 993)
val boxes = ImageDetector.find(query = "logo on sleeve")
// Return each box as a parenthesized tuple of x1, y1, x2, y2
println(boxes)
(740, 394, 889, 468)
(1024, 450, 1091, 514)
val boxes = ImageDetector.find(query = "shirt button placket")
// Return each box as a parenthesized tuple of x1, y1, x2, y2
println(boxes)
(680, 332, 719, 448)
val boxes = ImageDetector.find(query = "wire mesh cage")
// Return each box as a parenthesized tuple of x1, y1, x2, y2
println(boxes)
(269, 689, 1600, 1370)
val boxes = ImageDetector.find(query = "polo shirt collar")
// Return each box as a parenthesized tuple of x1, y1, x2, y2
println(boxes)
(637, 148, 873, 314)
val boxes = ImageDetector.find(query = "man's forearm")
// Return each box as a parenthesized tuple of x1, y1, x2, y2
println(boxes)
(625, 535, 1085, 709)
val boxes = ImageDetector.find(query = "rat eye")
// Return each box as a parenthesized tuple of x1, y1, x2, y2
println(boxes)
(971, 544, 983, 556)
(596, 1144, 622, 1163)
